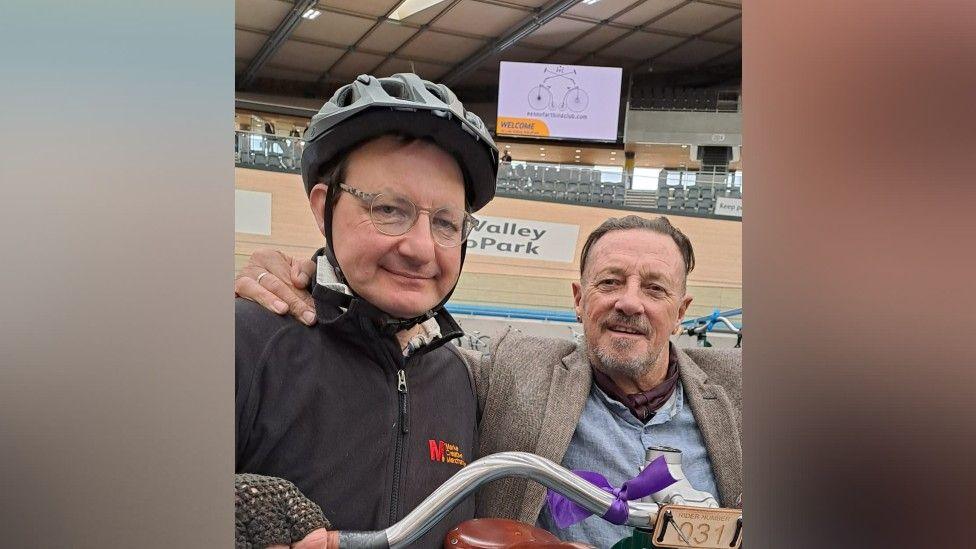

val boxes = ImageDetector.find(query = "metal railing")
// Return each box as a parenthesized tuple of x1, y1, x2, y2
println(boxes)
(497, 162, 742, 218)
(234, 134, 742, 220)
(447, 303, 578, 323)
(681, 308, 743, 348)
(235, 131, 304, 171)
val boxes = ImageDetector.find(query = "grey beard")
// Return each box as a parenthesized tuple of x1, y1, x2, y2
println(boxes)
(591, 336, 663, 380)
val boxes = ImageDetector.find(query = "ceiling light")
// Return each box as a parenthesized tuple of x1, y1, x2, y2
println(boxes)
(575, 155, 580, 159)
(582, 0, 601, 5)
(540, 153, 546, 157)
(540, 147, 545, 150)
(681, 145, 688, 149)
(575, 149, 581, 153)
(610, 151, 616, 155)
(301, 8, 321, 19)
(389, 0, 451, 21)
(505, 145, 511, 149)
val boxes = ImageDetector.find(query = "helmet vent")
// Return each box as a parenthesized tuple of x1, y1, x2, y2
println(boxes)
(379, 79, 406, 100)
(464, 110, 483, 130)
(424, 83, 446, 103)
(335, 88, 354, 107)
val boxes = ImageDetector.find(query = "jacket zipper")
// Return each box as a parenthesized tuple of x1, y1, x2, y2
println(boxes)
(390, 367, 408, 525)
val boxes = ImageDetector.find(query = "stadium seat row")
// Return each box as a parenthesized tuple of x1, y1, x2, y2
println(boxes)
(628, 87, 739, 112)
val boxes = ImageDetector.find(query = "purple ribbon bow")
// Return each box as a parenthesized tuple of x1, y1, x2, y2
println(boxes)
(546, 455, 678, 529)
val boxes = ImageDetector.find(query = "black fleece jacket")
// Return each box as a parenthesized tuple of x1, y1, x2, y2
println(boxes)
(235, 279, 478, 548)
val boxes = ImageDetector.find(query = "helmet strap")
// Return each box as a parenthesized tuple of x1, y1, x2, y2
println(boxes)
(321, 181, 347, 285)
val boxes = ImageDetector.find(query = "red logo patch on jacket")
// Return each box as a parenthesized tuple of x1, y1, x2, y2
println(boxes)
(428, 439, 467, 466)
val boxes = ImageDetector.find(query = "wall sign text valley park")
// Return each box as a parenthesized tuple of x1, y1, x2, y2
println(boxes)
(464, 216, 580, 262)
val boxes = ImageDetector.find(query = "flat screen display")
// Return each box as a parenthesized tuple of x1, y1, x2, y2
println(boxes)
(496, 61, 622, 142)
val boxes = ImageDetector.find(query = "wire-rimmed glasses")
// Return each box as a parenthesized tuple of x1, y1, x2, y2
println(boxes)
(338, 183, 477, 248)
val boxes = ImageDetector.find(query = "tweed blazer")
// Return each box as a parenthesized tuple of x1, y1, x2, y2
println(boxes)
(460, 326, 742, 524)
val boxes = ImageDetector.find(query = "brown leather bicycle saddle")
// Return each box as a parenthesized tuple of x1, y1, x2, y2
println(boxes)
(444, 518, 594, 548)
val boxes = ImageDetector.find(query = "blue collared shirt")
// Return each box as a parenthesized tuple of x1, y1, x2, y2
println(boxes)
(536, 378, 719, 547)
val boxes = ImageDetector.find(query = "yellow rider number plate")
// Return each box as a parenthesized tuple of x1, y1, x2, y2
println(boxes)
(650, 505, 742, 548)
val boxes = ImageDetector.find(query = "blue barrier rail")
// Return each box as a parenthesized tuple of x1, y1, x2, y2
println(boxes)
(447, 303, 742, 329)
(681, 308, 742, 330)
(446, 304, 578, 323)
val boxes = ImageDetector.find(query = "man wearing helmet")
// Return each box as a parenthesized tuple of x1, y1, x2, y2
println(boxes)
(235, 73, 498, 548)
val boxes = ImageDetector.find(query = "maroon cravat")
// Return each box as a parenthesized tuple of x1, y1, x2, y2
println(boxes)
(591, 344, 680, 422)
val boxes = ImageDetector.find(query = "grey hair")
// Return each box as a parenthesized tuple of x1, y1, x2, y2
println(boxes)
(579, 215, 695, 281)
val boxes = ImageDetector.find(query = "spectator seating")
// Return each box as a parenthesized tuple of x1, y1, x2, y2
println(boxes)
(492, 162, 631, 206)
(237, 141, 738, 218)
(629, 85, 736, 112)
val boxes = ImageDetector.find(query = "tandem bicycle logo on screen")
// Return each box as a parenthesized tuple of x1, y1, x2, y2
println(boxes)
(496, 62, 622, 142)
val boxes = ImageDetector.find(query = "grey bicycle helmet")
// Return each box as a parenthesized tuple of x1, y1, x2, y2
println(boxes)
(302, 73, 498, 332)
(301, 73, 498, 211)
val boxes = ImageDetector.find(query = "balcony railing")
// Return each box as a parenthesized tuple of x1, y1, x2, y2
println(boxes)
(235, 131, 304, 171)
(497, 163, 741, 219)
(235, 132, 741, 220)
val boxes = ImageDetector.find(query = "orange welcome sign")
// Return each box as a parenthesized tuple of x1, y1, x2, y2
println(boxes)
(496, 117, 550, 137)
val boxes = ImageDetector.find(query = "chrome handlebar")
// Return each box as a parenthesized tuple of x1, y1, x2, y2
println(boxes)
(338, 451, 661, 549)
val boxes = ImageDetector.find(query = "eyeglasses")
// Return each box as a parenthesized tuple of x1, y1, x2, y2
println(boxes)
(338, 183, 477, 248)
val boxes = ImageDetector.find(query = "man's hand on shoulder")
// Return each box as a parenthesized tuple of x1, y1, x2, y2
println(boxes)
(235, 248, 318, 325)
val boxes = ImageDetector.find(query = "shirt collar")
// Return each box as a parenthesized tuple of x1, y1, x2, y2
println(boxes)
(592, 378, 683, 427)
(316, 254, 352, 296)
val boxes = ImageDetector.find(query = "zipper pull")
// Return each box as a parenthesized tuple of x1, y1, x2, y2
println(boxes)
(397, 369, 409, 434)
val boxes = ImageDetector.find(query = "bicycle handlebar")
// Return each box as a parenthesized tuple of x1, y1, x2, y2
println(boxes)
(336, 451, 661, 549)
(685, 315, 741, 335)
